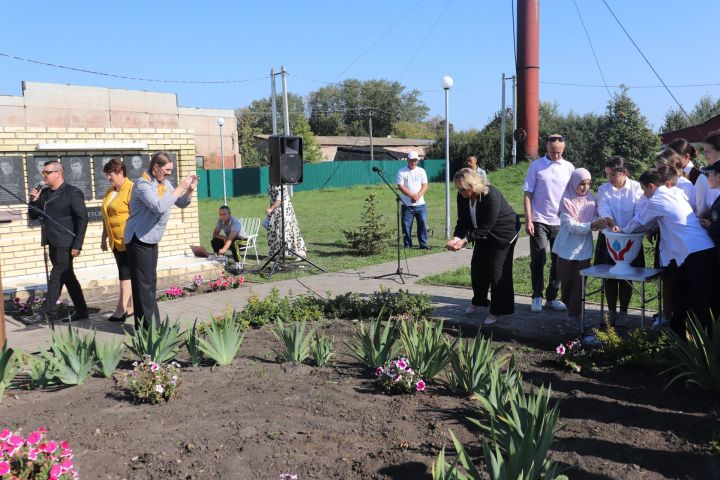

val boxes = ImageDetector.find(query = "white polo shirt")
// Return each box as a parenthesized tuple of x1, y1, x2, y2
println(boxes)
(397, 166, 428, 206)
(522, 156, 575, 226)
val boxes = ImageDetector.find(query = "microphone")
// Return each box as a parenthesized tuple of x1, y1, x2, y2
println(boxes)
(34, 182, 48, 192)
(371, 166, 383, 173)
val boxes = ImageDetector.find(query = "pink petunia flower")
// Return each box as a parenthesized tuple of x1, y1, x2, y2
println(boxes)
(238, 277, 245, 285)
(49, 463, 63, 479)
(556, 344, 566, 355)
(416, 380, 426, 391)
(28, 448, 39, 460)
(150, 362, 159, 372)
(0, 429, 11, 441)
(42, 440, 59, 453)
(8, 435, 24, 448)
(395, 359, 407, 370)
(27, 430, 43, 445)
(375, 367, 384, 376)
(0, 460, 10, 475)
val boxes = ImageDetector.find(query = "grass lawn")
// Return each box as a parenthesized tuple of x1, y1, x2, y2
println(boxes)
(196, 163, 530, 282)
(198, 182, 457, 281)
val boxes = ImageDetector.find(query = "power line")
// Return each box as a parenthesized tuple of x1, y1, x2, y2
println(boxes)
(333, 0, 425, 80)
(572, 0, 612, 100)
(0, 51, 270, 84)
(396, 0, 454, 82)
(600, 0, 695, 126)
(540, 81, 720, 89)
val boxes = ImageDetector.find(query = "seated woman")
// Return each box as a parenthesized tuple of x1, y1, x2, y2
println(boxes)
(445, 168, 520, 325)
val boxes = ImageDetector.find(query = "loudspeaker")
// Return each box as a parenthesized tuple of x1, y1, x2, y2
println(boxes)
(269, 135, 303, 185)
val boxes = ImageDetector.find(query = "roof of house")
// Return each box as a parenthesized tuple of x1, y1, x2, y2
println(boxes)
(660, 114, 720, 144)
(254, 134, 434, 147)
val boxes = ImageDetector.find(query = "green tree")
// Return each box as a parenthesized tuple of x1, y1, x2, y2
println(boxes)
(661, 95, 720, 133)
(343, 193, 390, 256)
(246, 93, 307, 134)
(235, 107, 265, 167)
(391, 121, 435, 139)
(595, 87, 660, 178)
(292, 117, 323, 163)
(307, 78, 429, 137)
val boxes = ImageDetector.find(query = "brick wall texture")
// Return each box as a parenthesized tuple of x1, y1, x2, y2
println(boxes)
(0, 127, 200, 278)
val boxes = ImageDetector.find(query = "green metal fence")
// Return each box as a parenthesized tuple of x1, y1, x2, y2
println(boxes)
(197, 159, 447, 199)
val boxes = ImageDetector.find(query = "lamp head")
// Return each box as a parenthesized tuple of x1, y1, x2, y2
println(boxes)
(441, 75, 454, 90)
(217, 117, 225, 127)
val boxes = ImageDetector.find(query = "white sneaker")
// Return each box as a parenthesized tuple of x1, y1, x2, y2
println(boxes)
(484, 314, 498, 325)
(464, 304, 480, 315)
(531, 297, 543, 313)
(546, 299, 567, 311)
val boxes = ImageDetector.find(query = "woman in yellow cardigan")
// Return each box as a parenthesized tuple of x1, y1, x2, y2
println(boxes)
(100, 158, 134, 322)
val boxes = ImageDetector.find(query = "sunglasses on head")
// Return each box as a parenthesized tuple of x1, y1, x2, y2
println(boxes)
(548, 136, 565, 143)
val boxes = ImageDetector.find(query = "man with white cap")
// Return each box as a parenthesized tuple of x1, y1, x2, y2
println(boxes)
(396, 151, 431, 249)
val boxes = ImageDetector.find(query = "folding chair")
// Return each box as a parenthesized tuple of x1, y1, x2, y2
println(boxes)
(233, 217, 261, 268)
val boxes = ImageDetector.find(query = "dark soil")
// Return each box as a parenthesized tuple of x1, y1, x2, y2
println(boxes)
(2, 321, 719, 479)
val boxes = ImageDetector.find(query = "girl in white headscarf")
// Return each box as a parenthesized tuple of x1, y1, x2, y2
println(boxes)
(552, 168, 606, 327)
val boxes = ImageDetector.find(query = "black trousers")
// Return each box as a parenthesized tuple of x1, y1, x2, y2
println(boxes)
(127, 236, 160, 328)
(529, 222, 561, 300)
(470, 237, 517, 315)
(41, 246, 87, 316)
(667, 248, 718, 337)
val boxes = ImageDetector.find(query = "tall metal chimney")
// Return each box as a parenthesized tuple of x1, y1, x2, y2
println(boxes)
(516, 0, 540, 160)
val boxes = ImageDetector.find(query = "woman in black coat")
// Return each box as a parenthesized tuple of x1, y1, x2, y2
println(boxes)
(445, 168, 520, 325)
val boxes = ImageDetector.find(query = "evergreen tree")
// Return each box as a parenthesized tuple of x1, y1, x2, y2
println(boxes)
(343, 193, 390, 256)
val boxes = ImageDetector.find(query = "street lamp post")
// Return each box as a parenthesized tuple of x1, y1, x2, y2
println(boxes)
(441, 75, 454, 240)
(217, 117, 227, 206)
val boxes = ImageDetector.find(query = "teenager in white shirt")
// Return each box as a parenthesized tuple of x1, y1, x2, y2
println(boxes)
(702, 132, 720, 214)
(668, 138, 707, 215)
(552, 168, 606, 328)
(624, 167, 718, 337)
(594, 156, 645, 326)
(522, 134, 575, 313)
(655, 149, 696, 212)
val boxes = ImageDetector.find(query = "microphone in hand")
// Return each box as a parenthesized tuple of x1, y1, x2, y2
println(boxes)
(371, 166, 383, 173)
(35, 182, 48, 191)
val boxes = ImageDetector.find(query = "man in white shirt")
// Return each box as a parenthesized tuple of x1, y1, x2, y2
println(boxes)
(522, 134, 575, 313)
(396, 151, 430, 249)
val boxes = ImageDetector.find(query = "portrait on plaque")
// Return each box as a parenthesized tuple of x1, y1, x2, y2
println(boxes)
(93, 156, 116, 199)
(125, 154, 149, 181)
(0, 156, 26, 205)
(61, 156, 92, 199)
(164, 152, 179, 185)
(26, 156, 57, 191)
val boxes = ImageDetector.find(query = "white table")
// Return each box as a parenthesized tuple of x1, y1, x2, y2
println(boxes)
(579, 265, 663, 333)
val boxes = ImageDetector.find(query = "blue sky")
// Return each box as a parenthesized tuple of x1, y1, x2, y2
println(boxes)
(1, 0, 718, 132)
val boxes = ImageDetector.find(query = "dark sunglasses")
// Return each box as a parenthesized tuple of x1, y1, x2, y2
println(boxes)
(548, 136, 565, 143)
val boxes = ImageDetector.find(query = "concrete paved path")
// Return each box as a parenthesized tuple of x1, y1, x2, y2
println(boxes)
(6, 236, 654, 353)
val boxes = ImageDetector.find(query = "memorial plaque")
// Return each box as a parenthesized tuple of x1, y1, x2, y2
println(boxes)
(61, 156, 92, 199)
(124, 154, 149, 182)
(0, 156, 26, 205)
(164, 152, 179, 186)
(26, 156, 56, 192)
(93, 155, 117, 199)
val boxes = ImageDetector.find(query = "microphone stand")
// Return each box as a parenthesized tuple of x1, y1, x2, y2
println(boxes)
(370, 168, 417, 284)
(0, 184, 76, 298)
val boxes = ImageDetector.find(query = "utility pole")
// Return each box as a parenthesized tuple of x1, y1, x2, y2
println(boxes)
(500, 73, 517, 168)
(270, 68, 278, 135)
(368, 110, 374, 161)
(512, 74, 518, 165)
(281, 65, 290, 135)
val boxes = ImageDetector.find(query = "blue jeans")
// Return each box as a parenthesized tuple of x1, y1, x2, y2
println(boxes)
(401, 204, 428, 248)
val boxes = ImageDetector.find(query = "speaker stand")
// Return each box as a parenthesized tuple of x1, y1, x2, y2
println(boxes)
(258, 184, 324, 279)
